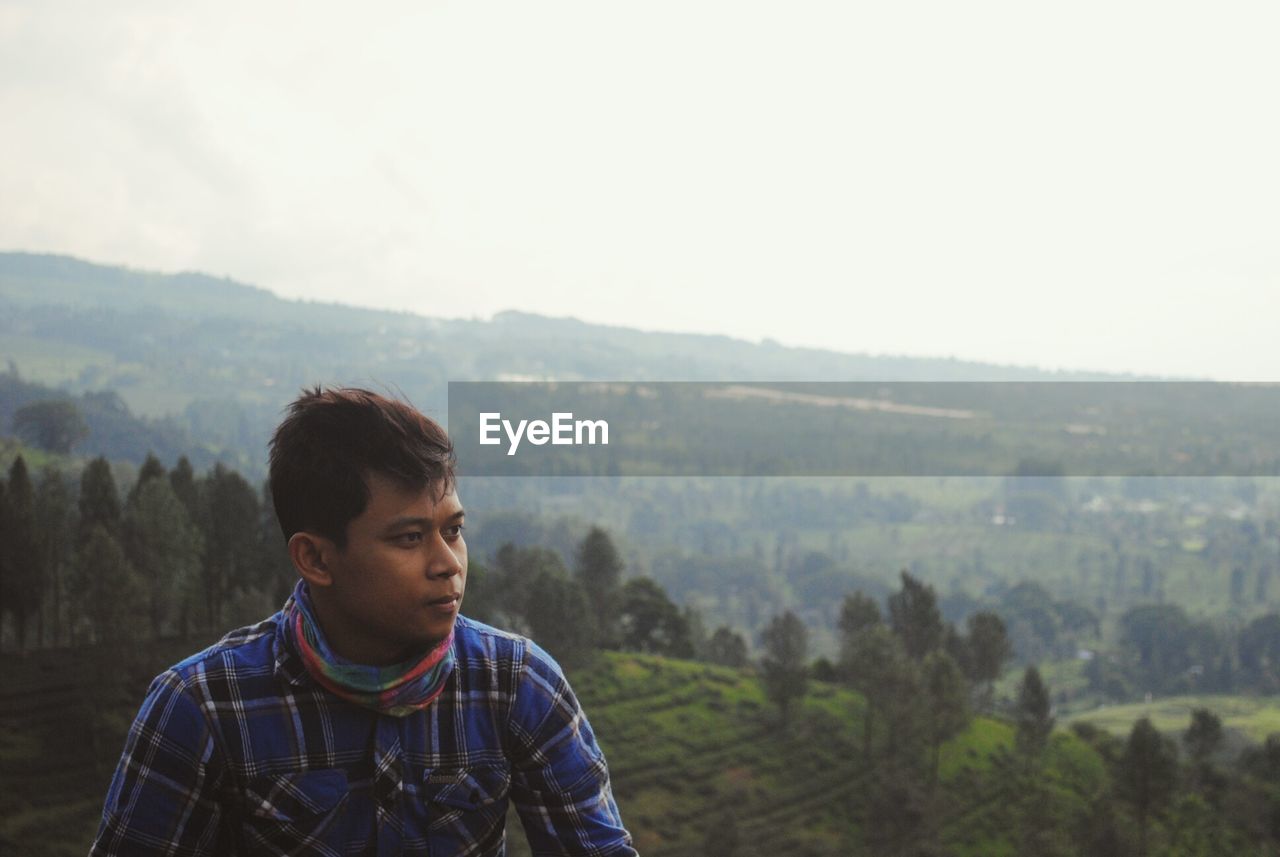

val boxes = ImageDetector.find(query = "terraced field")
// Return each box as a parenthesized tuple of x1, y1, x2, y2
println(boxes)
(0, 647, 175, 855)
(2, 644, 1105, 856)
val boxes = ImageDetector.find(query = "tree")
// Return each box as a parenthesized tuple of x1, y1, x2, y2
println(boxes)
(1, 457, 42, 651)
(1184, 708, 1223, 764)
(1238, 613, 1280, 681)
(838, 591, 882, 639)
(0, 478, 8, 644)
(574, 526, 624, 648)
(13, 398, 89, 453)
(1015, 776, 1077, 857)
(78, 457, 122, 549)
(702, 807, 744, 857)
(706, 626, 749, 668)
(492, 543, 570, 634)
(126, 453, 167, 507)
(525, 569, 596, 667)
(841, 624, 915, 760)
(123, 478, 203, 639)
(198, 464, 261, 630)
(1119, 604, 1193, 692)
(168, 456, 201, 521)
(760, 610, 808, 726)
(618, 577, 692, 657)
(921, 650, 969, 788)
(1184, 707, 1224, 795)
(1119, 717, 1179, 857)
(257, 480, 295, 608)
(1014, 666, 1054, 760)
(962, 611, 1012, 710)
(34, 467, 72, 647)
(888, 570, 945, 661)
(71, 525, 146, 645)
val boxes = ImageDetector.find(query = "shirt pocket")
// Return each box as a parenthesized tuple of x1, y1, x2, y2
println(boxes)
(241, 768, 351, 857)
(420, 764, 511, 854)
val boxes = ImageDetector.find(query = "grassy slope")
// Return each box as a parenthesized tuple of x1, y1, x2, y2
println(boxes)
(573, 653, 1105, 857)
(1065, 694, 1280, 743)
(1, 645, 1109, 856)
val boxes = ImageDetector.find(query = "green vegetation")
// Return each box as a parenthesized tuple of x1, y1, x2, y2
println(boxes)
(4, 253, 1280, 852)
(0, 644, 1103, 856)
(1067, 695, 1280, 743)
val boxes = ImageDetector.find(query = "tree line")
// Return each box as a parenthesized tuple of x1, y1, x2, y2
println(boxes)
(1087, 601, 1280, 700)
(3, 450, 1280, 853)
(0, 452, 293, 652)
(0, 452, 732, 669)
(738, 572, 1280, 856)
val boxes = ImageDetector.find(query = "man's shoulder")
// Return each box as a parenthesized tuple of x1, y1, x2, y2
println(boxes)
(163, 612, 283, 688)
(453, 615, 567, 684)
(452, 614, 526, 660)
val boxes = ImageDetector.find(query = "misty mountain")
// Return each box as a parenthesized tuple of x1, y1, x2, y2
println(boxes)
(1, 251, 1127, 472)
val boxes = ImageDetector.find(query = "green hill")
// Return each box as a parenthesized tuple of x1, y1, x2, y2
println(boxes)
(1, 643, 1106, 856)
(0, 251, 1116, 479)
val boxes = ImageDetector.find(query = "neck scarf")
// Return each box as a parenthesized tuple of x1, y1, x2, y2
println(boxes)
(283, 581, 455, 717)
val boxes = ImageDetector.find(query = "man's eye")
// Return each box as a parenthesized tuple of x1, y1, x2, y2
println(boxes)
(443, 524, 465, 539)
(396, 532, 424, 544)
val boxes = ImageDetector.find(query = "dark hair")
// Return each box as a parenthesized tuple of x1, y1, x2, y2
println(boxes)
(268, 386, 455, 547)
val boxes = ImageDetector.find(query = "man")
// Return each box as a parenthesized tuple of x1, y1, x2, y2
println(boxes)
(90, 386, 637, 857)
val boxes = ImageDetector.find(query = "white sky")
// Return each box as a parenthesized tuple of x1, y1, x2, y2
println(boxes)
(2, 1, 1277, 380)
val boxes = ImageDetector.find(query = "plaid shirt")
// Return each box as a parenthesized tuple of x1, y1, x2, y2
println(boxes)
(89, 610, 636, 857)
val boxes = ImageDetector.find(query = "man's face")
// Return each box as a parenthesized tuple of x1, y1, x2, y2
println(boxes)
(311, 471, 467, 665)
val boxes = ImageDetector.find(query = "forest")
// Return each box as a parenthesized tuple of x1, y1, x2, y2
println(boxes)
(1, 452, 1278, 854)
(2, 253, 1280, 853)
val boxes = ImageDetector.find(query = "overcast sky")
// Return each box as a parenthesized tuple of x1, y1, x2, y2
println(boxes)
(2, 1, 1277, 380)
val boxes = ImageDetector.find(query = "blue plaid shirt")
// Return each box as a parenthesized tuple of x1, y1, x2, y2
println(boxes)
(89, 609, 636, 857)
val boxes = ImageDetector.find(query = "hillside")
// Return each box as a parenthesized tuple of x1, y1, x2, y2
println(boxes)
(0, 251, 1120, 474)
(1, 641, 1104, 856)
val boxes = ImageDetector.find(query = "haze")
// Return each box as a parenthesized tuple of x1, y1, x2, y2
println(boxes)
(2, 1, 1277, 380)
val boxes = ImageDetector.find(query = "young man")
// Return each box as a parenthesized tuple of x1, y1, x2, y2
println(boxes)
(90, 387, 637, 857)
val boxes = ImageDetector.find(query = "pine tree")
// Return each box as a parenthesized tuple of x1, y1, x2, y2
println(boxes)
(0, 477, 8, 647)
(13, 398, 88, 453)
(71, 525, 145, 645)
(492, 543, 569, 635)
(3, 458, 43, 651)
(1014, 666, 1054, 760)
(888, 570, 944, 661)
(921, 650, 969, 788)
(618, 577, 692, 657)
(1184, 708, 1223, 765)
(124, 478, 203, 639)
(168, 456, 201, 521)
(34, 467, 72, 647)
(126, 452, 167, 506)
(706, 626, 749, 668)
(1119, 716, 1179, 857)
(258, 480, 295, 607)
(199, 464, 261, 629)
(525, 569, 596, 667)
(760, 611, 808, 726)
(963, 611, 1012, 710)
(78, 457, 122, 550)
(841, 624, 912, 759)
(837, 591, 882, 640)
(574, 526, 624, 648)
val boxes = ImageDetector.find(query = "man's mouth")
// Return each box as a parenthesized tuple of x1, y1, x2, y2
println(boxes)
(429, 594, 461, 607)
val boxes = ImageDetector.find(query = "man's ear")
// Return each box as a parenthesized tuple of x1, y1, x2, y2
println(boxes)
(288, 532, 334, 588)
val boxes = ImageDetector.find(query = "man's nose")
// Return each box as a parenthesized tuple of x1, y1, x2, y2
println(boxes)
(427, 540, 463, 578)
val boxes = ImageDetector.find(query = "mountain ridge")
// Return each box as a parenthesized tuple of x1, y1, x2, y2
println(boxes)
(0, 251, 1131, 382)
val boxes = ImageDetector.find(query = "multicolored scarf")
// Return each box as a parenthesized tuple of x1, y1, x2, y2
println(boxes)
(284, 581, 455, 717)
